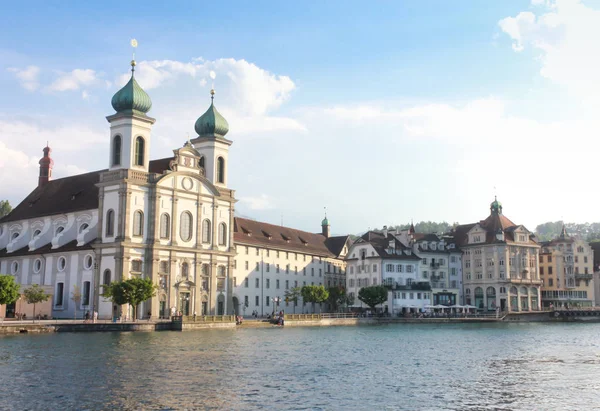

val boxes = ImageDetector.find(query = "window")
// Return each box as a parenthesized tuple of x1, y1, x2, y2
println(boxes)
(217, 223, 227, 246)
(276, 279, 280, 289)
(451, 256, 457, 263)
(106, 209, 115, 236)
(245, 261, 249, 270)
(202, 219, 211, 243)
(255, 262, 260, 271)
(11, 232, 19, 240)
(266, 279, 270, 289)
(244, 278, 249, 288)
(103, 269, 111, 285)
(549, 278, 554, 286)
(57, 257, 66, 272)
(79, 223, 89, 234)
(11, 261, 19, 274)
(112, 135, 122, 166)
(180, 211, 193, 241)
(245, 246, 249, 255)
(33, 229, 41, 238)
(386, 264, 394, 272)
(160, 213, 170, 239)
(256, 248, 260, 256)
(285, 280, 289, 289)
(266, 263, 270, 272)
(549, 267, 553, 275)
(199, 156, 205, 169)
(286, 265, 290, 274)
(255, 278, 260, 288)
(276, 264, 280, 273)
(585, 256, 588, 263)
(84, 255, 93, 270)
(422, 258, 428, 265)
(33, 259, 42, 273)
(82, 281, 91, 306)
(55, 283, 64, 306)
(131, 260, 142, 272)
(181, 262, 189, 279)
(319, 269, 322, 277)
(540, 267, 544, 275)
(55, 226, 64, 236)
(133, 210, 144, 236)
(216, 156, 225, 184)
(406, 265, 413, 273)
(134, 136, 145, 166)
(266, 296, 270, 307)
(244, 295, 249, 307)
(255, 296, 259, 306)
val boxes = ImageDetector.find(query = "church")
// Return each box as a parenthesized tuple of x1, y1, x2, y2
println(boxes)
(0, 58, 349, 320)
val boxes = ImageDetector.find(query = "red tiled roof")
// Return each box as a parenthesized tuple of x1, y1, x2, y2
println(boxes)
(233, 217, 345, 258)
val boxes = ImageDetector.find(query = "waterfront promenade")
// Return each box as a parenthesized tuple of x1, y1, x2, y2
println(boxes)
(3, 308, 600, 334)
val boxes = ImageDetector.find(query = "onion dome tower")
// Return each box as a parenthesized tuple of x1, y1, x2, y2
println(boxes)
(106, 42, 155, 172)
(191, 81, 232, 187)
(38, 144, 54, 187)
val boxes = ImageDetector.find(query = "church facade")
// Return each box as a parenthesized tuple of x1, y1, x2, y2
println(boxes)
(0, 61, 237, 320)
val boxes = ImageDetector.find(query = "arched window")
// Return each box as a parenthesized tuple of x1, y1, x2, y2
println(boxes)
(182, 262, 189, 279)
(79, 223, 89, 234)
(134, 137, 145, 166)
(33, 229, 41, 238)
(199, 156, 205, 169)
(216, 156, 225, 184)
(106, 209, 115, 237)
(11, 232, 19, 240)
(103, 269, 111, 285)
(202, 219, 211, 244)
(202, 264, 209, 276)
(112, 135, 122, 166)
(180, 211, 193, 242)
(133, 210, 144, 237)
(160, 213, 170, 239)
(218, 222, 227, 246)
(55, 226, 64, 236)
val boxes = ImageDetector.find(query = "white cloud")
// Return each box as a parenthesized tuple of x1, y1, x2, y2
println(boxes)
(239, 194, 276, 210)
(48, 68, 97, 92)
(499, 0, 600, 100)
(7, 66, 40, 91)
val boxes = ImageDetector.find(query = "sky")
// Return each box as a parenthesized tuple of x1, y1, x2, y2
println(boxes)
(1, 0, 600, 235)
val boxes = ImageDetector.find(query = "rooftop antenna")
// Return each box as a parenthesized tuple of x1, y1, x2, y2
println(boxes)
(130, 38, 138, 74)
(209, 70, 216, 101)
(324, 206, 327, 219)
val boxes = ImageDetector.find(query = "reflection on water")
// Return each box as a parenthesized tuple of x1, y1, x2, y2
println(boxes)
(1, 323, 600, 410)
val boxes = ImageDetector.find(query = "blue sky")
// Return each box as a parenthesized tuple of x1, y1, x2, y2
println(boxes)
(2, 0, 600, 235)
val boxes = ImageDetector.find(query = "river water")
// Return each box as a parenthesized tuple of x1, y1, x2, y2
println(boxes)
(1, 323, 600, 410)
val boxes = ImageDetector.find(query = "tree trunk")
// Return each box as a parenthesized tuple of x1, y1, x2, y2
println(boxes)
(33, 303, 36, 323)
(132, 304, 136, 322)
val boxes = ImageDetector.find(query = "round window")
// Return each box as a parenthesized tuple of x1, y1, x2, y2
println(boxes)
(11, 232, 19, 240)
(58, 257, 66, 272)
(55, 226, 64, 235)
(84, 255, 93, 270)
(33, 229, 41, 238)
(79, 223, 89, 234)
(33, 259, 42, 273)
(11, 261, 19, 274)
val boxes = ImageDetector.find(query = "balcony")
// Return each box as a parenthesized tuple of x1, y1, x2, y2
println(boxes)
(508, 278, 542, 285)
(430, 282, 447, 289)
(575, 273, 593, 280)
(385, 282, 432, 291)
(430, 262, 441, 269)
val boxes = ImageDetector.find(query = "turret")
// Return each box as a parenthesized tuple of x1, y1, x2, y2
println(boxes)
(38, 144, 53, 187)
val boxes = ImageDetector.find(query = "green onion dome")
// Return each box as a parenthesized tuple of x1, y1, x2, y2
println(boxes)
(194, 91, 229, 138)
(322, 217, 329, 226)
(111, 61, 152, 114)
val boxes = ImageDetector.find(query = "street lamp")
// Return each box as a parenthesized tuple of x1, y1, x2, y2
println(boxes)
(272, 296, 281, 315)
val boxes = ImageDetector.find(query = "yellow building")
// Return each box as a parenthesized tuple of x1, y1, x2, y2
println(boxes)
(539, 226, 595, 308)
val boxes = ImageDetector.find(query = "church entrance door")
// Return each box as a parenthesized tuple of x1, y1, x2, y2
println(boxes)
(179, 292, 191, 316)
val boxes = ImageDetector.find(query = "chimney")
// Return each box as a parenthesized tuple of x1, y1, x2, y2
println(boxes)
(38, 144, 53, 187)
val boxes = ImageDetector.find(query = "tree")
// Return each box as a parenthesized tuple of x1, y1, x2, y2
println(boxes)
(101, 278, 157, 321)
(0, 200, 11, 219)
(284, 287, 302, 314)
(358, 285, 388, 311)
(71, 285, 82, 320)
(23, 284, 50, 322)
(0, 275, 20, 315)
(301, 285, 329, 313)
(326, 286, 346, 312)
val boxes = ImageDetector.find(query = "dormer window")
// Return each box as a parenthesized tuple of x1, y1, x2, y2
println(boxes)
(79, 223, 89, 234)
(431, 243, 437, 251)
(422, 243, 428, 250)
(11, 232, 19, 240)
(518, 235, 526, 242)
(472, 235, 481, 243)
(33, 229, 41, 238)
(55, 226, 65, 236)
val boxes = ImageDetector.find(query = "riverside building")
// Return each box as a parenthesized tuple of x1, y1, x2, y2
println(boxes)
(232, 217, 350, 316)
(453, 198, 542, 312)
(539, 226, 595, 308)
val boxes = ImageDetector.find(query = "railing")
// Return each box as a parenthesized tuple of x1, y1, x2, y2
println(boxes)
(320, 313, 359, 319)
(508, 278, 542, 284)
(180, 315, 235, 323)
(574, 273, 593, 280)
(100, 169, 160, 184)
(284, 314, 322, 320)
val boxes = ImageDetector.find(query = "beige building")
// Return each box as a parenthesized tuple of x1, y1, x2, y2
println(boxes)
(454, 198, 541, 312)
(539, 226, 595, 308)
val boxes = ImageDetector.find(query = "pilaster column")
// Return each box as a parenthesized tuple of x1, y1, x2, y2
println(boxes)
(210, 261, 218, 314)
(116, 188, 125, 240)
(98, 192, 105, 240)
(211, 203, 218, 249)
(148, 190, 160, 244)
(123, 189, 132, 241)
(195, 200, 203, 248)
(194, 258, 202, 315)
(229, 204, 235, 252)
(170, 257, 178, 313)
(171, 197, 179, 246)
(150, 257, 160, 318)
